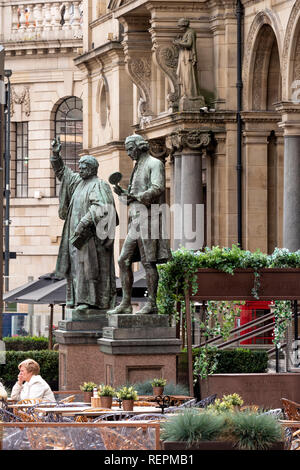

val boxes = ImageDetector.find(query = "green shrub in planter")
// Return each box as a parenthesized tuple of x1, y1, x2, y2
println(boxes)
(0, 350, 58, 390)
(179, 347, 268, 376)
(160, 409, 284, 450)
(160, 409, 226, 444)
(215, 348, 268, 374)
(229, 412, 284, 450)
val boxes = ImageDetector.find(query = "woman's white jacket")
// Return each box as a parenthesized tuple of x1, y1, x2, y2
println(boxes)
(11, 375, 56, 402)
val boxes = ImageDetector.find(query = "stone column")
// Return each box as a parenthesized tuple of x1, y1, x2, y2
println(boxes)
(180, 147, 204, 249)
(277, 104, 300, 251)
(173, 151, 182, 250)
(243, 129, 269, 253)
(166, 129, 214, 251)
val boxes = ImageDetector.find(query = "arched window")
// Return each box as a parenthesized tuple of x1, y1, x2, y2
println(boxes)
(54, 96, 83, 195)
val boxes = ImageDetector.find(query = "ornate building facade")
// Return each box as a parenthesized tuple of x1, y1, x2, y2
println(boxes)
(2, 0, 300, 330)
(75, 0, 300, 258)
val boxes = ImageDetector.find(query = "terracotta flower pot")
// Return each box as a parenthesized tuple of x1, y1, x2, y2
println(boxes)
(122, 399, 134, 411)
(100, 396, 113, 409)
(153, 387, 164, 396)
(83, 391, 93, 403)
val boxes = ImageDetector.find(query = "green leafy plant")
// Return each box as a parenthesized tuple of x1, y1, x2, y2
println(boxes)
(229, 411, 283, 450)
(3, 336, 50, 351)
(160, 409, 226, 444)
(158, 245, 298, 355)
(98, 384, 115, 397)
(273, 300, 293, 349)
(79, 381, 97, 392)
(180, 347, 268, 382)
(202, 301, 244, 341)
(151, 378, 167, 387)
(193, 346, 220, 380)
(223, 393, 244, 407)
(208, 394, 244, 413)
(116, 386, 138, 401)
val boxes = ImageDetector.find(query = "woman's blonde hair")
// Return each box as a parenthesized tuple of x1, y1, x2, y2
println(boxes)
(18, 359, 40, 375)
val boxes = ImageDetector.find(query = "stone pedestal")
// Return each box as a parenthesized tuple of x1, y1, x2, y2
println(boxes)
(179, 96, 205, 111)
(97, 314, 182, 387)
(54, 314, 108, 390)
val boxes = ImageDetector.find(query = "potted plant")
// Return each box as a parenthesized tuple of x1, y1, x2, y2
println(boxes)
(151, 378, 167, 397)
(160, 409, 285, 450)
(207, 394, 244, 413)
(98, 384, 115, 409)
(80, 382, 97, 403)
(117, 386, 138, 411)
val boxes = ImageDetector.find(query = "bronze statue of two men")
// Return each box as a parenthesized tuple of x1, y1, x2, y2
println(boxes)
(51, 133, 171, 317)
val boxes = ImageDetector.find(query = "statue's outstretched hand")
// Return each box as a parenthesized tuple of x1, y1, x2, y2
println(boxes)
(52, 136, 62, 154)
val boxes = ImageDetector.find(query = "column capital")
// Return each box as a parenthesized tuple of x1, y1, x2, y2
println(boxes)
(275, 101, 300, 136)
(166, 128, 216, 155)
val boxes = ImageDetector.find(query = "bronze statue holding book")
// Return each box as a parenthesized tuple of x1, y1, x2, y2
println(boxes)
(51, 137, 117, 317)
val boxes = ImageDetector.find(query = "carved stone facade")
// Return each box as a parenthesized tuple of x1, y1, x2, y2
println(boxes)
(1, 0, 84, 333)
(3, 0, 300, 331)
(75, 0, 300, 255)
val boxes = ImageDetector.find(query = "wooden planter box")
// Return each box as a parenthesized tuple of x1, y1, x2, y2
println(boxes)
(161, 440, 285, 451)
(190, 268, 300, 301)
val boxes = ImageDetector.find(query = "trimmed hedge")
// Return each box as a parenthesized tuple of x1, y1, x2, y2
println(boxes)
(0, 350, 59, 390)
(214, 348, 268, 373)
(179, 347, 268, 375)
(3, 336, 49, 351)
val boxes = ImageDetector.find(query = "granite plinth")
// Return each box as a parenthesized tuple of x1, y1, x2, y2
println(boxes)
(65, 307, 108, 321)
(102, 326, 176, 340)
(54, 315, 108, 345)
(107, 314, 169, 328)
(98, 313, 181, 355)
(98, 337, 182, 355)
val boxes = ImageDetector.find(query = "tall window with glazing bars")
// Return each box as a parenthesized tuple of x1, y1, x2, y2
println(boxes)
(54, 97, 83, 196)
(15, 122, 28, 197)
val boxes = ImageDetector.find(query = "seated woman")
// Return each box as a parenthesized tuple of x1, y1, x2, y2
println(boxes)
(0, 380, 8, 406)
(10, 358, 56, 402)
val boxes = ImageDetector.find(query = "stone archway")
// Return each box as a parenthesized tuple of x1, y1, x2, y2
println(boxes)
(251, 24, 281, 111)
(243, 10, 282, 110)
(282, 0, 300, 101)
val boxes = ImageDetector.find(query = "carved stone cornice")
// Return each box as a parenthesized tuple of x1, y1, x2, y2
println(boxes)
(166, 128, 216, 156)
(11, 85, 30, 117)
(152, 42, 179, 112)
(118, 15, 153, 117)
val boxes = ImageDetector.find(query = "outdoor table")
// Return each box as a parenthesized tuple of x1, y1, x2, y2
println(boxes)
(73, 405, 164, 418)
(8, 402, 87, 410)
(138, 395, 194, 406)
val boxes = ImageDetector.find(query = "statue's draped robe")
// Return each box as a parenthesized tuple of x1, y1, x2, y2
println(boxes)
(51, 156, 117, 309)
(176, 27, 200, 99)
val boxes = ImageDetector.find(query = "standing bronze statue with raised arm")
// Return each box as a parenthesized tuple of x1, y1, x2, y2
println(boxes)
(51, 137, 117, 317)
(108, 134, 171, 315)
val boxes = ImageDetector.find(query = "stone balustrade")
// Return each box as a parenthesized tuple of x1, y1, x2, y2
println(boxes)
(4, 1, 83, 43)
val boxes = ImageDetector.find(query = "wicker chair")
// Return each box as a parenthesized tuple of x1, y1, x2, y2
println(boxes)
(58, 395, 75, 404)
(281, 398, 300, 421)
